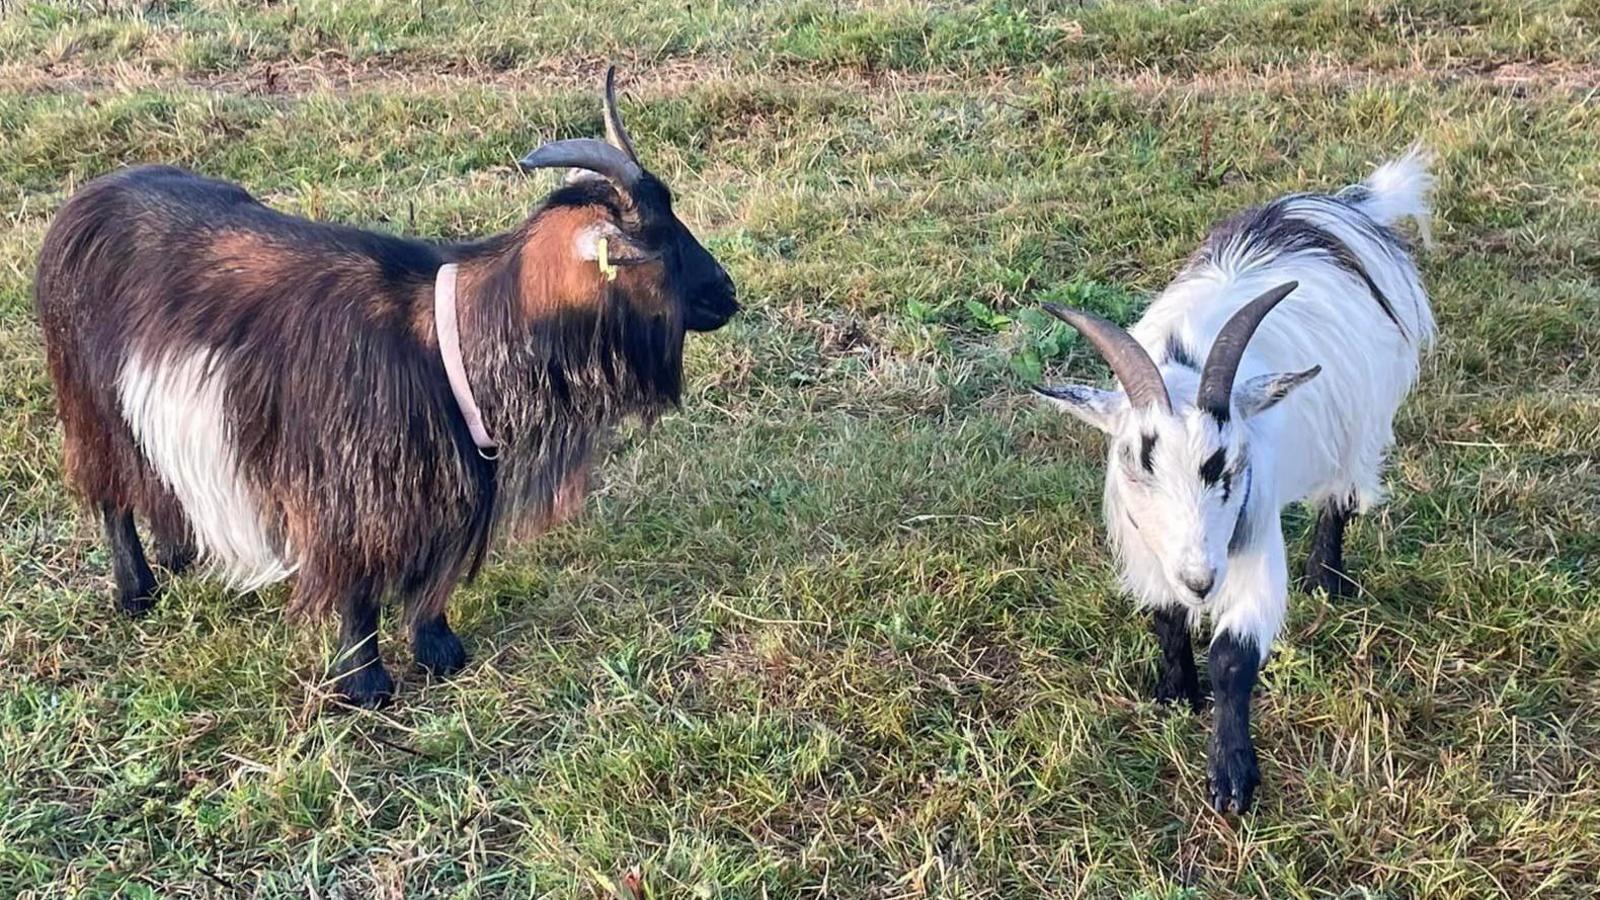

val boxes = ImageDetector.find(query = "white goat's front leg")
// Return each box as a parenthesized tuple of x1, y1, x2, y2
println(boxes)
(1151, 602, 1203, 710)
(1206, 513, 1288, 814)
(1115, 524, 1204, 710)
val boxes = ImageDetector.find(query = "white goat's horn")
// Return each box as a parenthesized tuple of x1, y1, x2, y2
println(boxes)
(1043, 303, 1172, 414)
(1197, 280, 1299, 423)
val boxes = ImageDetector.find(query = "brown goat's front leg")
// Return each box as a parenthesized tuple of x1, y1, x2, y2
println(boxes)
(328, 578, 393, 708)
(411, 608, 467, 678)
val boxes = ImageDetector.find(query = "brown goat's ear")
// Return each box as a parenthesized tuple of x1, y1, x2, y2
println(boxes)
(574, 222, 657, 266)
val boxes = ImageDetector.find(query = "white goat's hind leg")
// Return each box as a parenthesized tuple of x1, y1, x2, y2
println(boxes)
(1301, 494, 1357, 597)
(1206, 521, 1289, 814)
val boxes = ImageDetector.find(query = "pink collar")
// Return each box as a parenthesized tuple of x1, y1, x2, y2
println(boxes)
(434, 263, 499, 458)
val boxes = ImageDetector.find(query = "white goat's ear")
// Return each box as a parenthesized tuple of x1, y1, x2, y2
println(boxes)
(574, 223, 656, 265)
(1234, 366, 1321, 419)
(1032, 383, 1126, 433)
(564, 167, 605, 185)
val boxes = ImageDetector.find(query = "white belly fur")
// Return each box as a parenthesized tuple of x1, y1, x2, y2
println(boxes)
(118, 351, 295, 591)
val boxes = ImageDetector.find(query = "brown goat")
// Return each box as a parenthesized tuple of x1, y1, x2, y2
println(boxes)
(33, 68, 737, 707)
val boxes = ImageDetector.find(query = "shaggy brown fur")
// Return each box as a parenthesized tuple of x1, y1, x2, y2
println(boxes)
(35, 149, 735, 707)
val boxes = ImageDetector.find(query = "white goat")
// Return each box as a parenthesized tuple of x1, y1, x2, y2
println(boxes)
(1035, 147, 1436, 813)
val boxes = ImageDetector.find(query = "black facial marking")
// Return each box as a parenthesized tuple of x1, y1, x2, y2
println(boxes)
(1139, 432, 1157, 473)
(1199, 448, 1226, 486)
(1228, 504, 1251, 553)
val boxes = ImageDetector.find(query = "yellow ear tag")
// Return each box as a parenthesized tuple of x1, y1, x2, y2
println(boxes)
(596, 235, 619, 282)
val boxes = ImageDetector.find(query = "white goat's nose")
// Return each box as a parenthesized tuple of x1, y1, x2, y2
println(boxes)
(1180, 568, 1216, 598)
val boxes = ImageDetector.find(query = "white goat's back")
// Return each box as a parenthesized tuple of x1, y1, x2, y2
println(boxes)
(1130, 150, 1437, 510)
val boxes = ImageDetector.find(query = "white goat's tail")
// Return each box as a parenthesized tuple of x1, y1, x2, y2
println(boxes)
(1347, 143, 1435, 247)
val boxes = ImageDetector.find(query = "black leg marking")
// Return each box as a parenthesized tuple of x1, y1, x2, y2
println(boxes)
(411, 611, 467, 678)
(1151, 606, 1202, 712)
(329, 579, 393, 709)
(1207, 632, 1261, 815)
(100, 503, 156, 617)
(1302, 498, 1355, 598)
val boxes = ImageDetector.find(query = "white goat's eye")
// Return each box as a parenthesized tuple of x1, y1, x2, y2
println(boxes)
(1199, 448, 1226, 485)
(1219, 460, 1247, 502)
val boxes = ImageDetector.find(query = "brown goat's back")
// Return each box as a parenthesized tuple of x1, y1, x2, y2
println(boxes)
(34, 165, 498, 613)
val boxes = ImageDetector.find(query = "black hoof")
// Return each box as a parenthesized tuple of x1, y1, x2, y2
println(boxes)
(331, 660, 395, 709)
(413, 626, 467, 678)
(117, 589, 156, 618)
(1154, 676, 1204, 713)
(1207, 741, 1260, 815)
(1300, 564, 1355, 599)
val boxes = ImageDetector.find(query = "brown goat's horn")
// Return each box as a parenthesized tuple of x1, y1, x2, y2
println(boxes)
(519, 139, 643, 191)
(1043, 303, 1172, 414)
(1196, 280, 1299, 423)
(602, 65, 639, 162)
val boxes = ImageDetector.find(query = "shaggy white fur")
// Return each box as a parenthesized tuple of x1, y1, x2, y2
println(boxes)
(1042, 147, 1436, 661)
(118, 351, 296, 591)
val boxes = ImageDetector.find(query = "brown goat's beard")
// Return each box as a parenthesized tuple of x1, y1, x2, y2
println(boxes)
(462, 281, 685, 544)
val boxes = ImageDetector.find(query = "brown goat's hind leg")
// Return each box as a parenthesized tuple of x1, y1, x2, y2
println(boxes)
(101, 503, 156, 616)
(154, 534, 197, 577)
(328, 579, 394, 709)
(146, 499, 197, 576)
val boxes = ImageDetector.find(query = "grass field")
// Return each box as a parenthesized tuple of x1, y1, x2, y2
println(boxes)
(3, 0, 1599, 896)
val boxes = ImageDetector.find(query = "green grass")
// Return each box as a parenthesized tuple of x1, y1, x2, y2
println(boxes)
(3, 0, 1600, 896)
